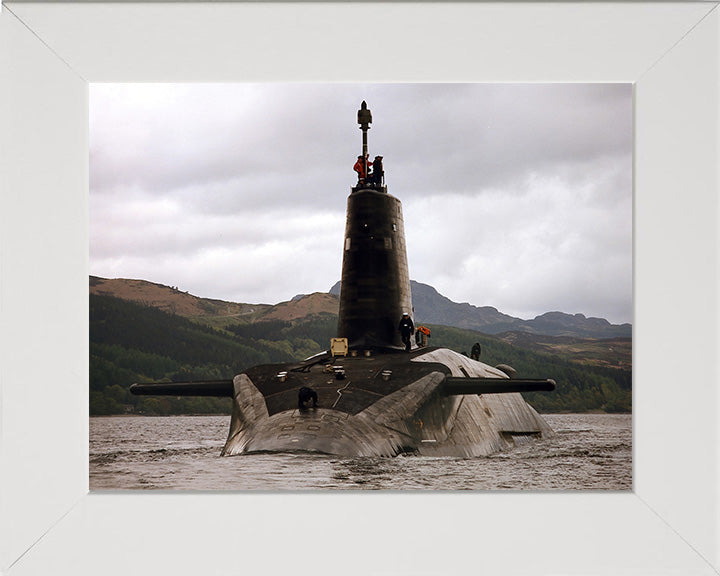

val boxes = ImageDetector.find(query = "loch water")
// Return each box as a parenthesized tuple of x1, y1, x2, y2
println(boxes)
(90, 413, 631, 491)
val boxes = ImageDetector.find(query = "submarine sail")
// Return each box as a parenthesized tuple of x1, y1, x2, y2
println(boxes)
(337, 188, 412, 349)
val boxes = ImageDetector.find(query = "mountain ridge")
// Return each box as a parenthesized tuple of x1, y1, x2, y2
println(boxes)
(90, 275, 631, 339)
(330, 280, 631, 339)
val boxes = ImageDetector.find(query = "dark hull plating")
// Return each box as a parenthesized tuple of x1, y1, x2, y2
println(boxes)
(338, 188, 412, 348)
(221, 347, 553, 457)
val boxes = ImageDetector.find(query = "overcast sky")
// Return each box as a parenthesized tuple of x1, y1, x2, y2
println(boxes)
(90, 83, 632, 325)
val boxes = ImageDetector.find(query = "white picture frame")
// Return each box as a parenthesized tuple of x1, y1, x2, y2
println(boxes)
(1, 2, 718, 575)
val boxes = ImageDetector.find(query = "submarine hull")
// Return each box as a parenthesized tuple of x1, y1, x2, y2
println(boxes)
(221, 347, 553, 458)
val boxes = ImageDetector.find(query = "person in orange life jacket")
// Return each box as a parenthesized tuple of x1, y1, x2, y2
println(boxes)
(398, 312, 414, 352)
(415, 325, 430, 347)
(353, 154, 371, 183)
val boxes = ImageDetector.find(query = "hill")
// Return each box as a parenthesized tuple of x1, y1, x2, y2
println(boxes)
(90, 276, 270, 321)
(89, 293, 337, 416)
(495, 332, 632, 370)
(94, 275, 631, 340)
(89, 290, 632, 416)
(257, 292, 338, 322)
(91, 276, 631, 369)
(90, 276, 337, 328)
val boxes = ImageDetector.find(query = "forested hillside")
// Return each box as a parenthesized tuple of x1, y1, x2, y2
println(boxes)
(425, 326, 631, 413)
(90, 294, 631, 416)
(90, 294, 335, 415)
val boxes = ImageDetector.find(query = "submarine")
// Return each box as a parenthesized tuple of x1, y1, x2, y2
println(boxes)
(130, 101, 556, 457)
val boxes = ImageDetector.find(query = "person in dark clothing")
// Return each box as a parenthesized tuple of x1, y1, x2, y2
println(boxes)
(371, 155, 384, 186)
(398, 312, 414, 352)
(471, 342, 481, 360)
(298, 386, 318, 410)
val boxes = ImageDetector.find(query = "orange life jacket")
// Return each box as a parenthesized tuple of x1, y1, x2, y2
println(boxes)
(353, 159, 366, 178)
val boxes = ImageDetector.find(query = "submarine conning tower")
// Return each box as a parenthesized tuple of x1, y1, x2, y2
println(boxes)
(337, 102, 413, 349)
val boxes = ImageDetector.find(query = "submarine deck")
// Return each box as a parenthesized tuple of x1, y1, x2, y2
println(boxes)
(244, 347, 452, 416)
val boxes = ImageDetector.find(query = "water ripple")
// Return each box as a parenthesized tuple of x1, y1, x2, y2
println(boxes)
(90, 413, 631, 490)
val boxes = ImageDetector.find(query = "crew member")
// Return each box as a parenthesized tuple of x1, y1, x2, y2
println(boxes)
(416, 325, 431, 347)
(298, 386, 318, 410)
(398, 312, 415, 353)
(353, 154, 371, 184)
(471, 342, 481, 360)
(371, 155, 384, 186)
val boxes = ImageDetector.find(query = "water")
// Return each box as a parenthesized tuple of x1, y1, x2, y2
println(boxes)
(89, 413, 631, 490)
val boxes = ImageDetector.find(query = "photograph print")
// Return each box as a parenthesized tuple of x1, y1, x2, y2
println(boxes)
(89, 83, 632, 490)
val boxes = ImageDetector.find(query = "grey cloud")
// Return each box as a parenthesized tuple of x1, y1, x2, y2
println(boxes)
(90, 83, 632, 323)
